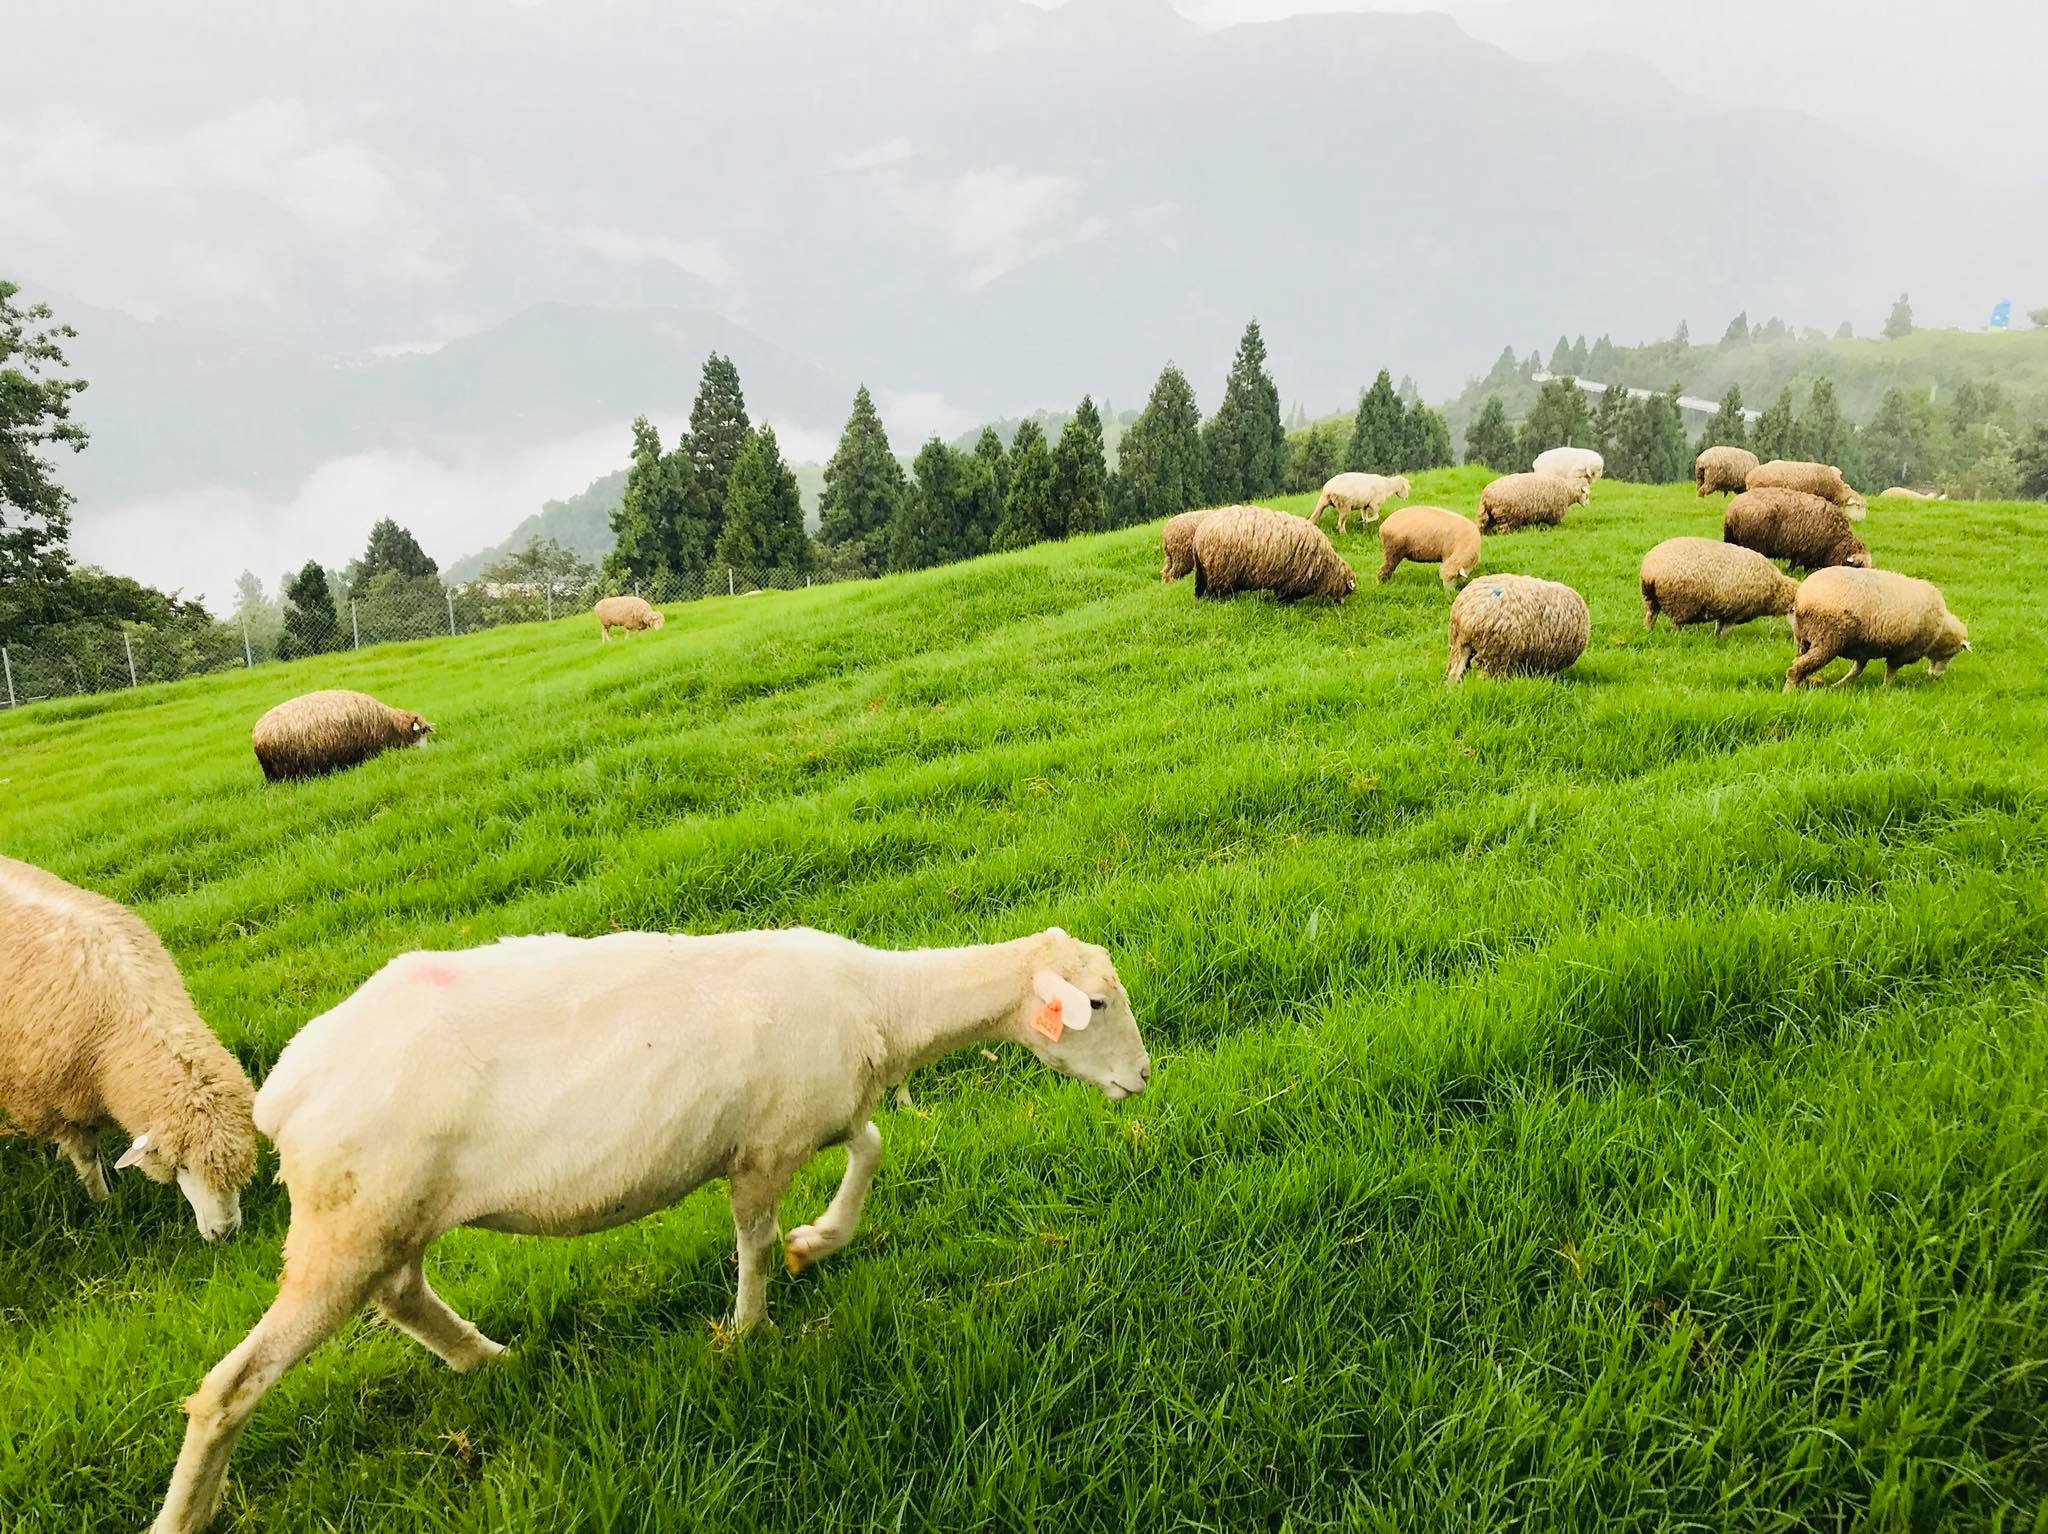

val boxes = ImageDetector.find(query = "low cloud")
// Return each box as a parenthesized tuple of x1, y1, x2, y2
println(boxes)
(833, 136, 914, 172)
(883, 165, 1109, 289)
(571, 225, 732, 286)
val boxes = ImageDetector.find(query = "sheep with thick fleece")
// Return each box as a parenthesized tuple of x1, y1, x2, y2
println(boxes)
(1375, 505, 1482, 591)
(1746, 460, 1866, 518)
(1160, 506, 1227, 581)
(1694, 445, 1759, 497)
(148, 925, 1149, 1533)
(1445, 574, 1589, 682)
(1476, 472, 1588, 533)
(1309, 472, 1409, 534)
(1639, 537, 1800, 637)
(251, 690, 431, 781)
(0, 856, 254, 1240)
(1880, 486, 1946, 501)
(1785, 566, 1969, 690)
(1531, 447, 1603, 495)
(1192, 505, 1356, 602)
(1722, 488, 1869, 572)
(594, 593, 666, 639)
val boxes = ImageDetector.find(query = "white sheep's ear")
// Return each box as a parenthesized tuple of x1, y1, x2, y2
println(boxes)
(1032, 968, 1094, 1032)
(114, 1133, 152, 1171)
(1044, 925, 1066, 938)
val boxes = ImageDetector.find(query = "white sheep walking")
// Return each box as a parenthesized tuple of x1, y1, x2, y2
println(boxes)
(148, 925, 1149, 1533)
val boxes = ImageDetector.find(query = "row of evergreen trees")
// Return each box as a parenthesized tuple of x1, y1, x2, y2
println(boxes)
(1461, 375, 1693, 483)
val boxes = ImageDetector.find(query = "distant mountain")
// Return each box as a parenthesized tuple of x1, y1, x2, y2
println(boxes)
(442, 469, 625, 584)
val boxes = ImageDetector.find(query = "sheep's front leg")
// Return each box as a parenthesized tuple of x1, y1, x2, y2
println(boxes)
(52, 1124, 108, 1200)
(728, 1171, 788, 1333)
(784, 1121, 883, 1275)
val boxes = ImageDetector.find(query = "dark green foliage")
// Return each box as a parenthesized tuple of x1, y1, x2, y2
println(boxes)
(1836, 320, 1855, 339)
(1721, 312, 1750, 346)
(1201, 320, 1287, 504)
(817, 386, 906, 575)
(279, 559, 340, 658)
(349, 518, 439, 586)
(990, 421, 1058, 552)
(1481, 346, 1523, 390)
(1674, 320, 1690, 347)
(1285, 420, 1345, 492)
(713, 426, 811, 572)
(888, 438, 973, 571)
(1548, 336, 1573, 374)
(605, 416, 712, 582)
(1399, 400, 1455, 473)
(688, 353, 751, 544)
(479, 537, 594, 595)
(973, 426, 1009, 508)
(1111, 363, 1203, 526)
(1695, 385, 1749, 455)
(1347, 370, 1406, 473)
(1588, 383, 1632, 463)
(1884, 293, 1915, 340)
(0, 281, 90, 637)
(1861, 386, 1936, 487)
(2016, 424, 2048, 497)
(1587, 335, 1618, 377)
(1751, 387, 1802, 463)
(1463, 396, 1518, 472)
(1611, 385, 1689, 482)
(1516, 375, 1594, 470)
(1796, 378, 1852, 471)
(1053, 397, 1109, 537)
(1569, 336, 1589, 374)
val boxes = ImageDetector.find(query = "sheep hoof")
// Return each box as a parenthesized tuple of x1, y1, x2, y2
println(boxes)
(784, 1223, 840, 1274)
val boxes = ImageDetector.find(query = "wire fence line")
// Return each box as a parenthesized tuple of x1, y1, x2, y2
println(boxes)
(0, 566, 836, 711)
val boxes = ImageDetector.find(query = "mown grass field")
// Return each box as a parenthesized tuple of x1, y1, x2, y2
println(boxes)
(3, 467, 2045, 1531)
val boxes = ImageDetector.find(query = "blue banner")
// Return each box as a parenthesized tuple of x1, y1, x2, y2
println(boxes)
(1990, 299, 2011, 330)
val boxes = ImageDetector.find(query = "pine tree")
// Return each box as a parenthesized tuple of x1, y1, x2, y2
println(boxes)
(1053, 396, 1109, 536)
(1110, 363, 1203, 526)
(1463, 396, 1517, 471)
(1400, 400, 1454, 471)
(816, 385, 905, 574)
(351, 518, 438, 584)
(1720, 311, 1751, 346)
(1696, 385, 1748, 455)
(1569, 335, 1590, 374)
(605, 416, 709, 582)
(1587, 335, 1618, 377)
(1751, 387, 1801, 462)
(1516, 375, 1593, 469)
(1524, 350, 1544, 377)
(1482, 345, 1522, 390)
(713, 426, 811, 573)
(1835, 320, 1855, 339)
(957, 451, 1001, 559)
(888, 438, 970, 571)
(1862, 386, 1933, 486)
(1589, 383, 1632, 462)
(280, 560, 339, 657)
(1612, 386, 1687, 482)
(1347, 370, 1405, 472)
(1287, 423, 1342, 492)
(1548, 335, 1573, 374)
(991, 421, 1058, 551)
(688, 353, 751, 549)
(1674, 321, 1691, 347)
(974, 426, 1009, 504)
(1883, 293, 1915, 340)
(232, 571, 266, 616)
(1797, 378, 1852, 470)
(1203, 319, 1287, 502)
(1397, 374, 1420, 405)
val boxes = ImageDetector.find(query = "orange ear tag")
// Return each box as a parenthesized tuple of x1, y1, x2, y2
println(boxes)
(1031, 997, 1065, 1042)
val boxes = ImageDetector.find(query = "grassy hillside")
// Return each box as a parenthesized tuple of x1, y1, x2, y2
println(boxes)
(4, 470, 2046, 1530)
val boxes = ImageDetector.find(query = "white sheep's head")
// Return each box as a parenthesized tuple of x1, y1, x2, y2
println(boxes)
(1571, 480, 1592, 506)
(1928, 612, 1970, 676)
(648, 609, 666, 629)
(1389, 476, 1411, 499)
(116, 1133, 244, 1241)
(1016, 929, 1150, 1101)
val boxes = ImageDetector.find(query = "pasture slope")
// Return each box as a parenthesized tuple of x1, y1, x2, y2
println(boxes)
(2, 468, 2046, 1531)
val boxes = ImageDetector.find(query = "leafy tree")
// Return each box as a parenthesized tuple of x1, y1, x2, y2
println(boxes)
(1399, 400, 1454, 472)
(0, 281, 90, 635)
(1463, 396, 1517, 471)
(1586, 335, 1618, 377)
(1883, 294, 1914, 340)
(1111, 363, 1203, 526)
(481, 536, 594, 594)
(1347, 369, 1406, 473)
(280, 560, 340, 657)
(688, 353, 751, 547)
(1613, 385, 1688, 482)
(1797, 379, 1852, 469)
(1720, 311, 1751, 346)
(1287, 420, 1344, 492)
(1516, 375, 1592, 469)
(1947, 379, 1986, 439)
(605, 416, 711, 582)
(1751, 387, 1801, 462)
(713, 426, 811, 572)
(816, 385, 905, 574)
(349, 518, 438, 586)
(1861, 386, 1936, 487)
(991, 421, 1059, 551)
(1950, 425, 2019, 500)
(1835, 320, 1855, 339)
(1053, 396, 1109, 536)
(1696, 385, 1748, 454)
(889, 438, 974, 571)
(2015, 424, 2048, 498)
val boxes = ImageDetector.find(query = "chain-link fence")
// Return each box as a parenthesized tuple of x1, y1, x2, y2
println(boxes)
(1, 566, 837, 710)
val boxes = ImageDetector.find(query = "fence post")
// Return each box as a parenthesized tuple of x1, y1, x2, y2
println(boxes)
(546, 586, 553, 623)
(2, 646, 13, 709)
(123, 630, 139, 688)
(446, 588, 457, 637)
(242, 620, 254, 668)
(728, 567, 736, 596)
(806, 574, 812, 588)
(351, 600, 361, 650)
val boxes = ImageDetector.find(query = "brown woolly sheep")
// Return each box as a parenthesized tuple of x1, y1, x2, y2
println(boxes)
(0, 856, 255, 1239)
(1191, 505, 1356, 602)
(1639, 537, 1800, 637)
(1309, 473, 1409, 534)
(1722, 488, 1870, 573)
(1376, 505, 1482, 591)
(251, 689, 433, 782)
(1445, 574, 1590, 683)
(1160, 507, 1228, 581)
(1476, 472, 1588, 533)
(594, 594, 666, 640)
(1785, 566, 1969, 690)
(1694, 445, 1759, 497)
(1746, 459, 1866, 517)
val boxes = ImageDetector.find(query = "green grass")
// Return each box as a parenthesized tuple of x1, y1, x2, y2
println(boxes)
(4, 468, 2046, 1532)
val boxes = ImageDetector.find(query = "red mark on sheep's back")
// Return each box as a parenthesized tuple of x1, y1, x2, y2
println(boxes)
(416, 964, 459, 987)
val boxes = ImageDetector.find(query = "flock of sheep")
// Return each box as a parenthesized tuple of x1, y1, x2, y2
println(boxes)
(1164, 447, 1970, 691)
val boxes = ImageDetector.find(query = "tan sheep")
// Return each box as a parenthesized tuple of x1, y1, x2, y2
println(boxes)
(1694, 445, 1759, 498)
(1531, 447, 1603, 496)
(1309, 473, 1410, 534)
(1375, 505, 1482, 591)
(1445, 574, 1590, 683)
(251, 689, 433, 782)
(1746, 459, 1866, 518)
(0, 856, 255, 1239)
(1722, 488, 1870, 573)
(1191, 505, 1356, 602)
(1160, 507, 1228, 582)
(1785, 566, 1969, 690)
(594, 594, 666, 640)
(1880, 486, 1946, 501)
(1639, 537, 1800, 637)
(1476, 472, 1588, 533)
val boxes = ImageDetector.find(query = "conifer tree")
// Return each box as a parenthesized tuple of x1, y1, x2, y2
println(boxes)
(1515, 375, 1592, 469)
(1883, 293, 1914, 339)
(990, 421, 1058, 551)
(1588, 383, 1632, 462)
(688, 353, 751, 549)
(1587, 335, 1618, 376)
(1569, 335, 1589, 373)
(351, 518, 438, 584)
(1463, 396, 1517, 471)
(1695, 384, 1749, 455)
(1347, 369, 1405, 472)
(816, 385, 905, 574)
(1548, 335, 1573, 374)
(1202, 320, 1287, 502)
(280, 560, 339, 657)
(1052, 396, 1109, 537)
(1797, 378, 1852, 470)
(1110, 363, 1203, 525)
(1720, 311, 1751, 346)
(888, 438, 970, 571)
(1751, 387, 1801, 462)
(713, 426, 811, 572)
(605, 416, 710, 581)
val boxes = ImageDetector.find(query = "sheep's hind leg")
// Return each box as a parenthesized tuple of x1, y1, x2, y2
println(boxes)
(728, 1169, 792, 1333)
(1831, 659, 1869, 687)
(53, 1124, 108, 1200)
(785, 1120, 883, 1275)
(373, 1252, 505, 1371)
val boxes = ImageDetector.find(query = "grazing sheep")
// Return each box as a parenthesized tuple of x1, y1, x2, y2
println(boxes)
(1476, 472, 1589, 533)
(594, 594, 666, 640)
(1191, 505, 1356, 602)
(1375, 505, 1482, 591)
(1160, 507, 1227, 581)
(1722, 488, 1870, 573)
(1445, 574, 1589, 683)
(1880, 486, 1946, 501)
(1746, 460, 1866, 518)
(1694, 445, 1760, 498)
(1639, 537, 1800, 637)
(148, 925, 1149, 1533)
(0, 857, 254, 1240)
(1531, 447, 1604, 496)
(1785, 566, 1969, 690)
(1308, 473, 1409, 534)
(250, 690, 432, 782)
